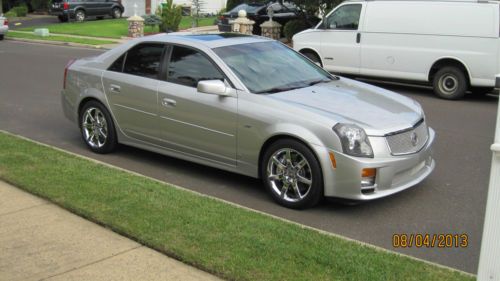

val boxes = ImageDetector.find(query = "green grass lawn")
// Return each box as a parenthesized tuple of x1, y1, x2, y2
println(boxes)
(0, 131, 474, 281)
(19, 17, 216, 39)
(6, 30, 116, 45)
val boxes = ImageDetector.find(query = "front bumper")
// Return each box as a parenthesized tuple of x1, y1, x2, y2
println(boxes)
(315, 128, 436, 200)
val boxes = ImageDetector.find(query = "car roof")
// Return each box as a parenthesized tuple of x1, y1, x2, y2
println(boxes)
(140, 32, 274, 49)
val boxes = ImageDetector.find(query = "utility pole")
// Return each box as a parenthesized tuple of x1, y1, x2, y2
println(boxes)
(477, 76, 500, 281)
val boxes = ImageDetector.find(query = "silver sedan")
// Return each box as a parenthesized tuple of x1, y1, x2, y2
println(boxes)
(61, 33, 435, 209)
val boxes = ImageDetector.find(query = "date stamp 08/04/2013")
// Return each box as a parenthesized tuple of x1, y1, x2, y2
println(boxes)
(392, 233, 469, 248)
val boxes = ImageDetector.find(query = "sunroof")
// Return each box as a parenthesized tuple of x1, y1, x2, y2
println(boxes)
(183, 33, 253, 41)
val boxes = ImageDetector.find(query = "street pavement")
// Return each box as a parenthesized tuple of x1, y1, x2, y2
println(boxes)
(0, 40, 498, 274)
(0, 181, 221, 281)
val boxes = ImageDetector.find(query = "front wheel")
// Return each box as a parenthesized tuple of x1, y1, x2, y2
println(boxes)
(302, 51, 322, 67)
(261, 139, 323, 209)
(80, 101, 117, 154)
(75, 9, 86, 22)
(432, 66, 467, 100)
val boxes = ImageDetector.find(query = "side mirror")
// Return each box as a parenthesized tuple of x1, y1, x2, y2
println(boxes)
(197, 80, 232, 96)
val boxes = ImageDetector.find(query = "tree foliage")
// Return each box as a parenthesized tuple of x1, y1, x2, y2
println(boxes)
(157, 0, 183, 32)
(225, 0, 244, 11)
(289, 0, 342, 24)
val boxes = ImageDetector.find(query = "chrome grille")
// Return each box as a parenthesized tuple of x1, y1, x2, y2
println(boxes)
(386, 121, 429, 156)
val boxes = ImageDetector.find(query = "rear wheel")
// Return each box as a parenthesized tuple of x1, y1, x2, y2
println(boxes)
(112, 7, 121, 19)
(75, 9, 86, 22)
(0, 34, 4, 41)
(58, 15, 68, 22)
(80, 101, 117, 154)
(432, 66, 467, 100)
(261, 139, 323, 209)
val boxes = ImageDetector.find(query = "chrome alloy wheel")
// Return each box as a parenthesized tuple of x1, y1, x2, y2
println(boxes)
(266, 148, 313, 203)
(438, 74, 458, 95)
(75, 10, 85, 22)
(82, 107, 108, 148)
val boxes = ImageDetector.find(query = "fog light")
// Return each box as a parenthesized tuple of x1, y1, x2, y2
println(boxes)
(361, 168, 376, 187)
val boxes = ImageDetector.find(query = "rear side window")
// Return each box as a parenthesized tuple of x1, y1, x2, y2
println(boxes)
(167, 46, 224, 87)
(326, 4, 362, 30)
(122, 43, 165, 79)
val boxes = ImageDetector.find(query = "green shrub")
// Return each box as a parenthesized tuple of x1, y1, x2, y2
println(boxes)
(142, 14, 162, 30)
(11, 4, 28, 17)
(31, 0, 50, 11)
(158, 0, 182, 32)
(4, 10, 17, 18)
(283, 19, 309, 41)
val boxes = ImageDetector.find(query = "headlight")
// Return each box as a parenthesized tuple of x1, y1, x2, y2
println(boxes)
(333, 123, 374, 158)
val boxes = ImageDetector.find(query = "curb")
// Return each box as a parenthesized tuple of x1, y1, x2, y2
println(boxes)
(0, 129, 476, 278)
(5, 37, 112, 50)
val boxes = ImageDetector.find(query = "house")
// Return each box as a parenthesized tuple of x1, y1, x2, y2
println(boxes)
(122, 0, 227, 17)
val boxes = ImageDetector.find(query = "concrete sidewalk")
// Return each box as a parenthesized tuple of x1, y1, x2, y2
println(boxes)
(0, 181, 221, 281)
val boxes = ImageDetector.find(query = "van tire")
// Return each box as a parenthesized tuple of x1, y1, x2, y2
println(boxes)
(302, 51, 322, 67)
(432, 66, 467, 100)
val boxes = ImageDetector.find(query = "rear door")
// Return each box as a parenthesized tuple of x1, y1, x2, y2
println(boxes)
(102, 43, 166, 144)
(320, 3, 364, 74)
(157, 45, 238, 165)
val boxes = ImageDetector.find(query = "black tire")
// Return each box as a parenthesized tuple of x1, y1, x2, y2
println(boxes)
(0, 34, 4, 41)
(302, 51, 322, 67)
(75, 9, 86, 22)
(79, 101, 117, 154)
(112, 7, 122, 19)
(432, 66, 467, 100)
(470, 87, 494, 96)
(58, 15, 68, 22)
(261, 139, 323, 209)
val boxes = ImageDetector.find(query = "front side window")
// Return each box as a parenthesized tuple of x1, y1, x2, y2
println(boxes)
(167, 46, 224, 88)
(213, 41, 334, 94)
(326, 4, 362, 30)
(123, 43, 165, 79)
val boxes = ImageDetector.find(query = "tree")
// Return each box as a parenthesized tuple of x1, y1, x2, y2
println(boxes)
(226, 0, 244, 11)
(191, 0, 205, 27)
(289, 0, 342, 26)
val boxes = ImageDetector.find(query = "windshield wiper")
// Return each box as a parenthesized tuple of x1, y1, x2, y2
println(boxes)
(256, 85, 305, 94)
(306, 79, 333, 86)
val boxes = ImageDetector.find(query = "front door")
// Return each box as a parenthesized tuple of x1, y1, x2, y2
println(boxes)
(157, 45, 238, 166)
(320, 3, 363, 74)
(102, 43, 165, 144)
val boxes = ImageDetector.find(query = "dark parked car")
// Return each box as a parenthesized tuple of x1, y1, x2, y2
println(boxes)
(49, 0, 124, 22)
(217, 2, 299, 35)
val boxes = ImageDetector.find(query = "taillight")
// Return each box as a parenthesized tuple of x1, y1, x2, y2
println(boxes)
(4, 19, 8, 26)
(219, 15, 225, 20)
(64, 59, 76, 90)
(63, 2, 69, 10)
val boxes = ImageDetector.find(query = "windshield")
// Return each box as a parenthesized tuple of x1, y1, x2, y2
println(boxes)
(213, 42, 334, 94)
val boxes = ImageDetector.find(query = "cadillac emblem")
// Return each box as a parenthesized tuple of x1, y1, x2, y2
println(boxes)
(410, 132, 418, 147)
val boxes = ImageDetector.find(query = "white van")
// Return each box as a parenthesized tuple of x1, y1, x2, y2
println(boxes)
(292, 0, 500, 99)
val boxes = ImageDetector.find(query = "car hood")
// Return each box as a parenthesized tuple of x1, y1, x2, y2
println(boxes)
(267, 78, 424, 136)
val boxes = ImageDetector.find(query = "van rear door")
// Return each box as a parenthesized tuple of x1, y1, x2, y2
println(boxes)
(320, 3, 364, 74)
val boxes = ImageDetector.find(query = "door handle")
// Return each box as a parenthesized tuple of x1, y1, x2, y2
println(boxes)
(109, 84, 121, 93)
(162, 98, 176, 107)
(356, 33, 361, 44)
